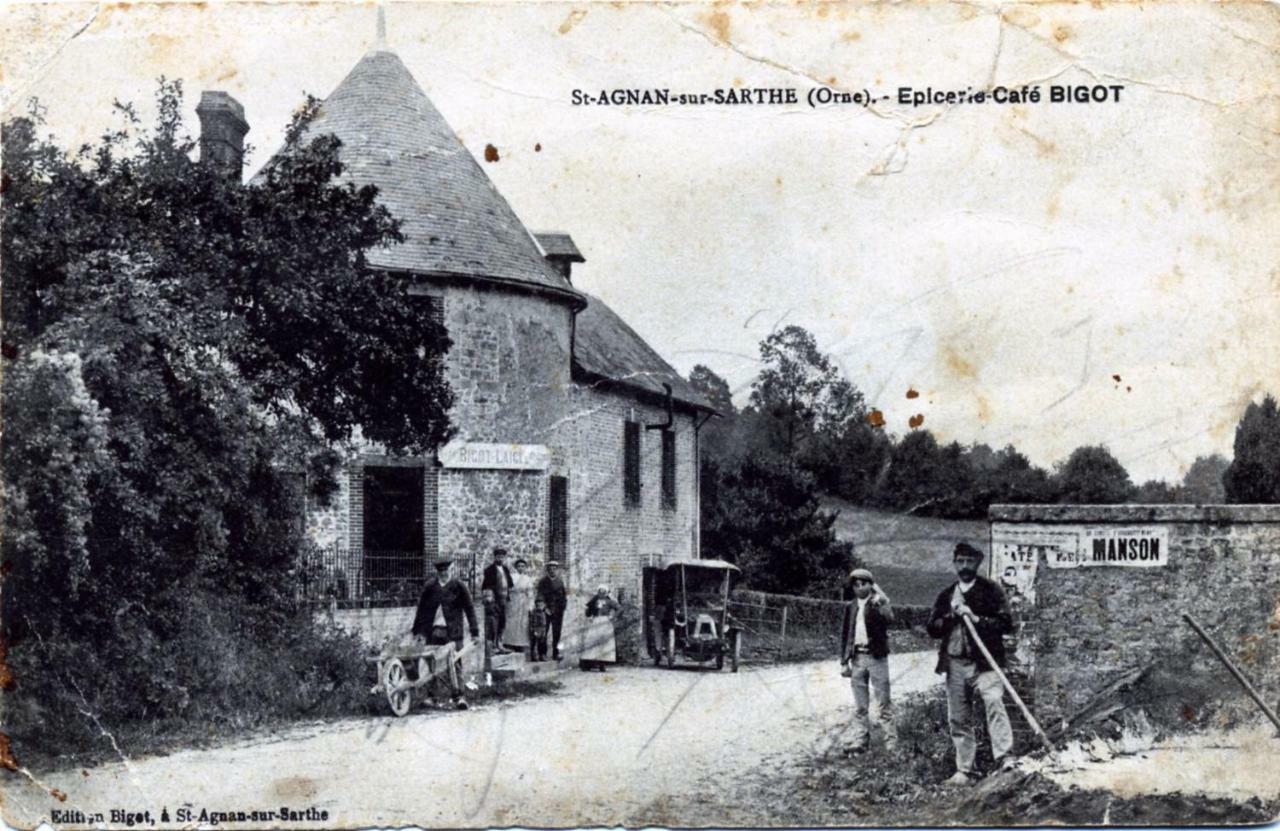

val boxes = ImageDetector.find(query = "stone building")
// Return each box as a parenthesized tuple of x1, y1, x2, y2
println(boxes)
(202, 45, 714, 641)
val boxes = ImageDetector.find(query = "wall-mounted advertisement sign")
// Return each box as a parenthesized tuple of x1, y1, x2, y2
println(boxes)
(1051, 526, 1169, 568)
(438, 442, 551, 471)
(990, 528, 1079, 606)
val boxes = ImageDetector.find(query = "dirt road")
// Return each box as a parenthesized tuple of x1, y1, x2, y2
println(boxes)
(6, 653, 938, 828)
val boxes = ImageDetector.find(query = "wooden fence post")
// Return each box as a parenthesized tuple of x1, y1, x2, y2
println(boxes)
(780, 605, 789, 652)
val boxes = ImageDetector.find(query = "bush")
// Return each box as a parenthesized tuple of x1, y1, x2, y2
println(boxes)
(3, 591, 369, 770)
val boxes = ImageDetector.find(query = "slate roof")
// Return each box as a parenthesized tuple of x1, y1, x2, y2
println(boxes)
(574, 294, 714, 413)
(292, 49, 578, 298)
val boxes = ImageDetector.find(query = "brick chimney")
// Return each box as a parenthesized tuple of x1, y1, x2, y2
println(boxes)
(533, 232, 586, 284)
(196, 91, 248, 180)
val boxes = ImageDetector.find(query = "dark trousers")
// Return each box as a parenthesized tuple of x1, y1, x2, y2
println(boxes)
(549, 608, 565, 656)
(491, 601, 507, 646)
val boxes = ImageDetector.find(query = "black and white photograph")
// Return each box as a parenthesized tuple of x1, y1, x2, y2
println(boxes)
(1, 1, 1278, 826)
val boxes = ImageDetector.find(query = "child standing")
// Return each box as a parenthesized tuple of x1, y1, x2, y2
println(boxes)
(529, 597, 550, 662)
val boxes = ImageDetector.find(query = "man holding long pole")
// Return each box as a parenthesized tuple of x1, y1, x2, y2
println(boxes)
(927, 542, 1017, 785)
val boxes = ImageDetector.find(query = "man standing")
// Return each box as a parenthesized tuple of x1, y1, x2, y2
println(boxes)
(840, 567, 897, 753)
(481, 547, 514, 654)
(927, 543, 1016, 784)
(412, 557, 480, 710)
(536, 560, 568, 661)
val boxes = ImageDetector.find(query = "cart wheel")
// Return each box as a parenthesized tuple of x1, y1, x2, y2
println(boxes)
(666, 628, 676, 669)
(731, 630, 741, 673)
(384, 658, 412, 717)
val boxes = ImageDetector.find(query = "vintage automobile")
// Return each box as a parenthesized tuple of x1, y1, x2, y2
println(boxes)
(643, 559, 742, 671)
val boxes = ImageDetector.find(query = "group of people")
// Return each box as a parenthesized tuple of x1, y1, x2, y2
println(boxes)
(407, 548, 620, 709)
(840, 542, 1017, 785)
(480, 548, 567, 662)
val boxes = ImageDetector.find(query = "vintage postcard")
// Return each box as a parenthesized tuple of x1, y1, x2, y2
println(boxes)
(2, 0, 1279, 827)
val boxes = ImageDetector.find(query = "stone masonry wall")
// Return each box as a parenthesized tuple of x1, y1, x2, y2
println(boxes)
(438, 468, 547, 565)
(990, 504, 1280, 726)
(438, 284, 573, 444)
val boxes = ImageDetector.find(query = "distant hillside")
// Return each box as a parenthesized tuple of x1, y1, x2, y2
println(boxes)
(821, 498, 989, 605)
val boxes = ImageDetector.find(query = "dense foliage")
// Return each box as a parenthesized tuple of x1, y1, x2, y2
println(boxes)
(1, 83, 453, 753)
(1224, 395, 1280, 503)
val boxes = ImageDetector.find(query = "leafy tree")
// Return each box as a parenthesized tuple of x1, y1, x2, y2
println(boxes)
(874, 431, 982, 516)
(983, 445, 1055, 506)
(688, 363, 736, 416)
(1053, 445, 1134, 504)
(1, 83, 454, 728)
(1179, 453, 1228, 504)
(701, 455, 855, 595)
(748, 326, 867, 461)
(1133, 479, 1178, 503)
(1224, 395, 1280, 502)
(688, 363, 744, 463)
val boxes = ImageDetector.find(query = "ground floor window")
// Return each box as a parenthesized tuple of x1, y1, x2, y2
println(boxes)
(363, 465, 427, 600)
(548, 474, 569, 568)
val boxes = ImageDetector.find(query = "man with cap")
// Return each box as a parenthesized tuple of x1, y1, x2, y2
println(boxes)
(927, 542, 1016, 784)
(481, 547, 515, 654)
(535, 560, 568, 661)
(839, 567, 897, 753)
(411, 557, 479, 709)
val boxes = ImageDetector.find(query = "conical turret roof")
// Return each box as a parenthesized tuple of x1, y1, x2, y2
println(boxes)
(298, 49, 578, 298)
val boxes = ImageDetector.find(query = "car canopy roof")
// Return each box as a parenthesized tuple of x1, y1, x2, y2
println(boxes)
(664, 559, 740, 572)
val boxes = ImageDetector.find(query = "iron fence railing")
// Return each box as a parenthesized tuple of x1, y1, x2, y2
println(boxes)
(297, 547, 479, 609)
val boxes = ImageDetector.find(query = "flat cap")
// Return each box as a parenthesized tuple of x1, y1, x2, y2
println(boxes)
(953, 542, 984, 560)
(849, 568, 875, 582)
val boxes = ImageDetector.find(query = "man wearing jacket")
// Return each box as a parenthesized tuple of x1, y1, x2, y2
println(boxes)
(927, 543, 1016, 784)
(840, 567, 897, 753)
(481, 547, 515, 654)
(536, 560, 568, 660)
(411, 558, 479, 709)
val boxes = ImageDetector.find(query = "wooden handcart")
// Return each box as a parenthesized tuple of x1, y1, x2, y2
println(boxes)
(367, 636, 476, 717)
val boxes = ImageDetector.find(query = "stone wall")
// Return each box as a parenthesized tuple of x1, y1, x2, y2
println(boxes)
(438, 468, 547, 564)
(437, 283, 574, 443)
(305, 468, 350, 550)
(989, 504, 1280, 726)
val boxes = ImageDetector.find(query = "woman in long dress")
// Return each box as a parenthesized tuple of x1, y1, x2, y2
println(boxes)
(579, 585, 619, 672)
(504, 558, 535, 652)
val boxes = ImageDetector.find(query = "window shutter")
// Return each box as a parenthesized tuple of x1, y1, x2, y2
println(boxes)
(661, 430, 677, 510)
(624, 421, 641, 508)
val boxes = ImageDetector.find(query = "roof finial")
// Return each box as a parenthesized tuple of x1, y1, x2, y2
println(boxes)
(375, 4, 388, 50)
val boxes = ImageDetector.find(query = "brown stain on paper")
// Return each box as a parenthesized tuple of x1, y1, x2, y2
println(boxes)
(558, 9, 587, 35)
(908, 413, 925, 429)
(484, 144, 500, 163)
(976, 394, 993, 423)
(943, 345, 977, 380)
(704, 9, 732, 43)
(866, 409, 886, 428)
(0, 732, 18, 772)
(273, 776, 318, 799)
(0, 635, 15, 693)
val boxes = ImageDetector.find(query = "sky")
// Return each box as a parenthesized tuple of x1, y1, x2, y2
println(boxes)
(3, 1, 1278, 483)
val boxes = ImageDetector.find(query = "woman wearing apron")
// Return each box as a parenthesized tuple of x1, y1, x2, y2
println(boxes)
(504, 558, 535, 653)
(579, 586, 619, 672)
